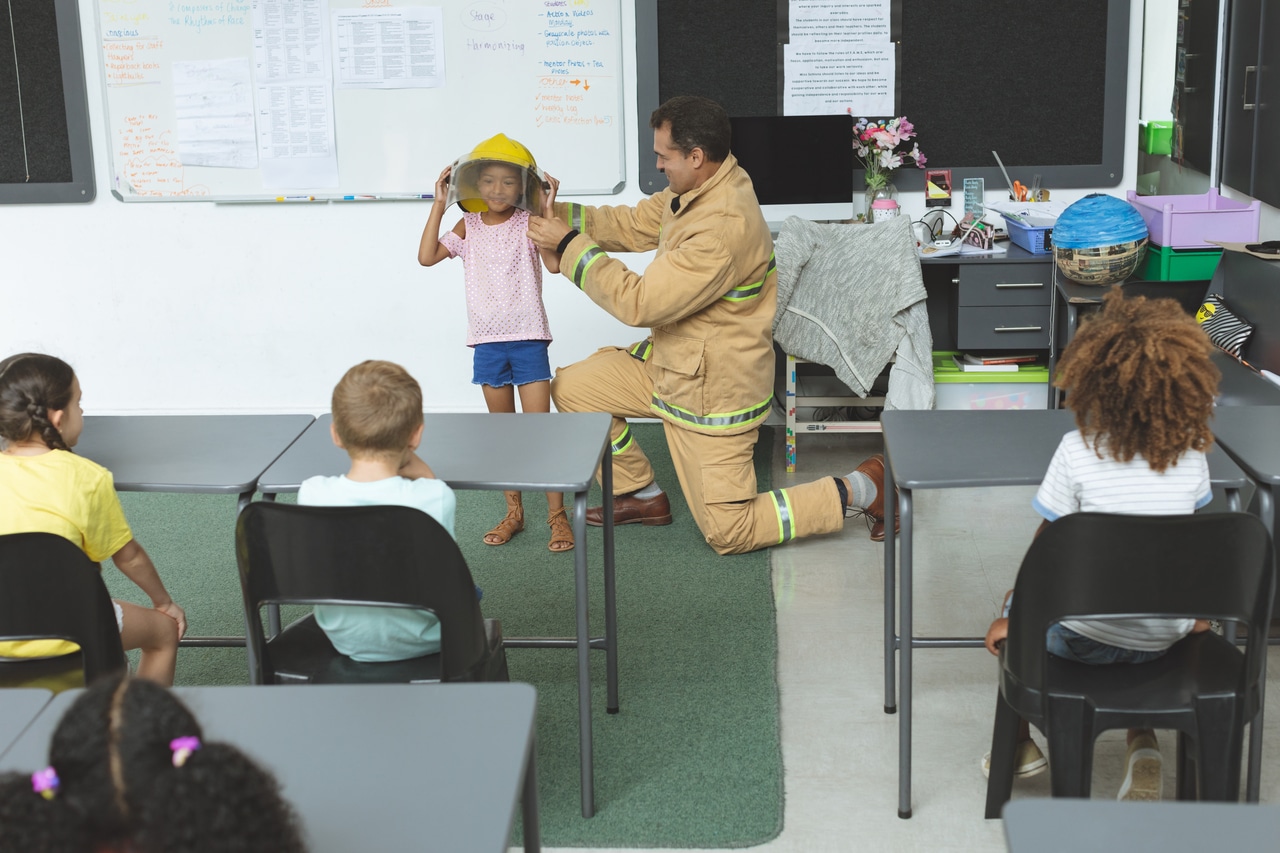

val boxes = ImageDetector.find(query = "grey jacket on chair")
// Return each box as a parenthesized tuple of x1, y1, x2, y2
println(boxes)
(773, 215, 935, 410)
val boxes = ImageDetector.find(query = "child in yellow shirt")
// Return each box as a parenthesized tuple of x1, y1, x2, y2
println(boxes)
(0, 353, 186, 684)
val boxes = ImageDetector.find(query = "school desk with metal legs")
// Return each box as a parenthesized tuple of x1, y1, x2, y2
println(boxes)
(75, 414, 315, 656)
(0, 689, 52, 752)
(880, 409, 1248, 818)
(0, 684, 540, 853)
(255, 411, 615, 818)
(1003, 799, 1280, 852)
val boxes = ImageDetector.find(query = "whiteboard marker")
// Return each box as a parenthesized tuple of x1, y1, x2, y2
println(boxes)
(275, 195, 314, 201)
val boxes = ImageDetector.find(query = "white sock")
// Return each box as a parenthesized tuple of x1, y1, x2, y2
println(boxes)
(633, 481, 663, 499)
(844, 470, 877, 508)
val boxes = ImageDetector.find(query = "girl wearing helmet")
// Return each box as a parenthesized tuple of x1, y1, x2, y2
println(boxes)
(417, 134, 573, 553)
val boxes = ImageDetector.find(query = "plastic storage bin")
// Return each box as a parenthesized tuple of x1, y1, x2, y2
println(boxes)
(1139, 245, 1224, 281)
(1005, 218, 1053, 254)
(1139, 120, 1173, 155)
(1125, 189, 1261, 249)
(932, 353, 1049, 411)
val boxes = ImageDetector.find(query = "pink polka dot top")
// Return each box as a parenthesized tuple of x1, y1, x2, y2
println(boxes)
(439, 208, 552, 347)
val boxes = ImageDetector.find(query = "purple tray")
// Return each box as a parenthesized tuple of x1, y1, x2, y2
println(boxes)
(1126, 189, 1260, 249)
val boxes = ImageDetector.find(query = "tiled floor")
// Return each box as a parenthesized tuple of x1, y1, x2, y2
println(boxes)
(537, 426, 1280, 852)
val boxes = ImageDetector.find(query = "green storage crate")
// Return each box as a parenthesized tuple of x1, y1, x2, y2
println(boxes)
(1139, 244, 1223, 281)
(932, 352, 1049, 410)
(1139, 120, 1173, 155)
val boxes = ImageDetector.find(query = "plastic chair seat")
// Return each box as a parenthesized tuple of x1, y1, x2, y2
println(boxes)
(1012, 633, 1255, 714)
(266, 612, 508, 685)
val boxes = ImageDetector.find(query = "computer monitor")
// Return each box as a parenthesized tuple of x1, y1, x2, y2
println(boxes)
(729, 115, 853, 226)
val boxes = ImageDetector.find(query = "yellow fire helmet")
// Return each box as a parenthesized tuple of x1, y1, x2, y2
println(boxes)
(446, 133, 548, 214)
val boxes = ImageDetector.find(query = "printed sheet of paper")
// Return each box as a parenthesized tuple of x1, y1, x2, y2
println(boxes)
(172, 59, 258, 169)
(784, 40, 894, 116)
(251, 0, 339, 188)
(790, 0, 890, 41)
(332, 7, 445, 89)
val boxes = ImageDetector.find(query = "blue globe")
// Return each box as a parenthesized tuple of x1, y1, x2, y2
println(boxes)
(1052, 193, 1149, 285)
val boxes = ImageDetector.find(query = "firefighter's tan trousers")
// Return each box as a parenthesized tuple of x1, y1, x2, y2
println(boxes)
(552, 347, 845, 555)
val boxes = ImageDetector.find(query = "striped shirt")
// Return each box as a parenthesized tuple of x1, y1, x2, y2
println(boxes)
(1032, 429, 1211, 651)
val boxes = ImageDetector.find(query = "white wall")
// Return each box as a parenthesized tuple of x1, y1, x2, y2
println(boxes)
(6, 0, 1148, 415)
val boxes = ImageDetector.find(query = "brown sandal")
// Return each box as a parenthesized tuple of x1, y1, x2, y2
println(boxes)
(484, 491, 524, 546)
(547, 507, 575, 553)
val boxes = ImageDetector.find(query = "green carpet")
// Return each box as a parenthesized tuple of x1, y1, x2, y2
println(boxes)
(105, 423, 782, 848)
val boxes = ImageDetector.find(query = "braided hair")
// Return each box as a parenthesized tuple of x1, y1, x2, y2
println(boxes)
(0, 675, 308, 853)
(1056, 288, 1219, 473)
(0, 353, 75, 452)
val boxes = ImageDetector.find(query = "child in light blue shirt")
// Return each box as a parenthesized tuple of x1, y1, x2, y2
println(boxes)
(298, 360, 457, 662)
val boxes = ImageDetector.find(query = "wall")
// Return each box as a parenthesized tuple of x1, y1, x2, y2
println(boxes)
(4, 0, 1146, 415)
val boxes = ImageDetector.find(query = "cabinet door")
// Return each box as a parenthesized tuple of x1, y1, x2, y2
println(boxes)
(1254, 1, 1280, 206)
(1176, 0, 1220, 173)
(1221, 0, 1262, 194)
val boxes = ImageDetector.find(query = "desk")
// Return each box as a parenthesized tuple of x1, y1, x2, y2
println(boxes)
(256, 411, 614, 818)
(1202, 405, 1280, 800)
(0, 684, 539, 853)
(880, 409, 1248, 818)
(1003, 799, 1280, 852)
(0, 689, 52, 752)
(76, 415, 315, 516)
(76, 415, 315, 655)
(1046, 275, 1213, 408)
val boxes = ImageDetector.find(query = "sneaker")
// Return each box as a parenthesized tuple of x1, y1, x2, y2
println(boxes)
(1118, 733, 1162, 801)
(981, 739, 1048, 779)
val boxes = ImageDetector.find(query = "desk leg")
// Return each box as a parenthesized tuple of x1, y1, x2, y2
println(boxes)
(898, 487, 915, 819)
(522, 735, 542, 853)
(602, 451, 619, 715)
(1048, 285, 1060, 410)
(573, 492, 596, 818)
(1246, 484, 1273, 802)
(883, 458, 897, 714)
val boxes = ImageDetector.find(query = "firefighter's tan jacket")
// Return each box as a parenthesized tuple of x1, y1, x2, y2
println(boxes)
(555, 154, 776, 436)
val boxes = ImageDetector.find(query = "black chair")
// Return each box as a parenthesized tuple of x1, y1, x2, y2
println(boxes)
(235, 502, 509, 684)
(985, 512, 1274, 817)
(0, 532, 128, 689)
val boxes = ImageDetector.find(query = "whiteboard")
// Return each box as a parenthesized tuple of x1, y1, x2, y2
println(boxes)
(92, 0, 624, 201)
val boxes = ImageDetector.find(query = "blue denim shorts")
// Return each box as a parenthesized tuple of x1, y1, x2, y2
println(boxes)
(1004, 594, 1167, 665)
(472, 340, 552, 387)
(1044, 624, 1168, 665)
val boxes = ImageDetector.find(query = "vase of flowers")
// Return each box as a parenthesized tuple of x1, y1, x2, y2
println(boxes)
(853, 116, 927, 222)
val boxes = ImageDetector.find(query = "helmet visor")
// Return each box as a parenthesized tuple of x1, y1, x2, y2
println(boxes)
(447, 157, 547, 214)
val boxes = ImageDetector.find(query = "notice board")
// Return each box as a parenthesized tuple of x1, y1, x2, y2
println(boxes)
(0, 0, 95, 204)
(92, 0, 624, 201)
(635, 0, 1128, 195)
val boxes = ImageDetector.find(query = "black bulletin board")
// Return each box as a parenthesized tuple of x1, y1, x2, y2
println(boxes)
(0, 0, 95, 203)
(635, 0, 1129, 196)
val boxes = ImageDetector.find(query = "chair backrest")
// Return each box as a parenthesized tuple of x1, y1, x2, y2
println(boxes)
(235, 502, 490, 680)
(1005, 512, 1274, 693)
(0, 532, 128, 682)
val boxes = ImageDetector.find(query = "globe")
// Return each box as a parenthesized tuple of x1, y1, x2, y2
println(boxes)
(1051, 193, 1149, 286)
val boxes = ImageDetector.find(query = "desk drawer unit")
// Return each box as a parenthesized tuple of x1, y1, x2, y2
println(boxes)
(954, 260, 1052, 349)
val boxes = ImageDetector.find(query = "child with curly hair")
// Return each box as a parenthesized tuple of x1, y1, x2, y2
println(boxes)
(0, 673, 306, 852)
(982, 289, 1221, 801)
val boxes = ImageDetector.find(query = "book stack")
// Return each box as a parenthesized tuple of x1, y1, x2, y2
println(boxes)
(952, 353, 1039, 373)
